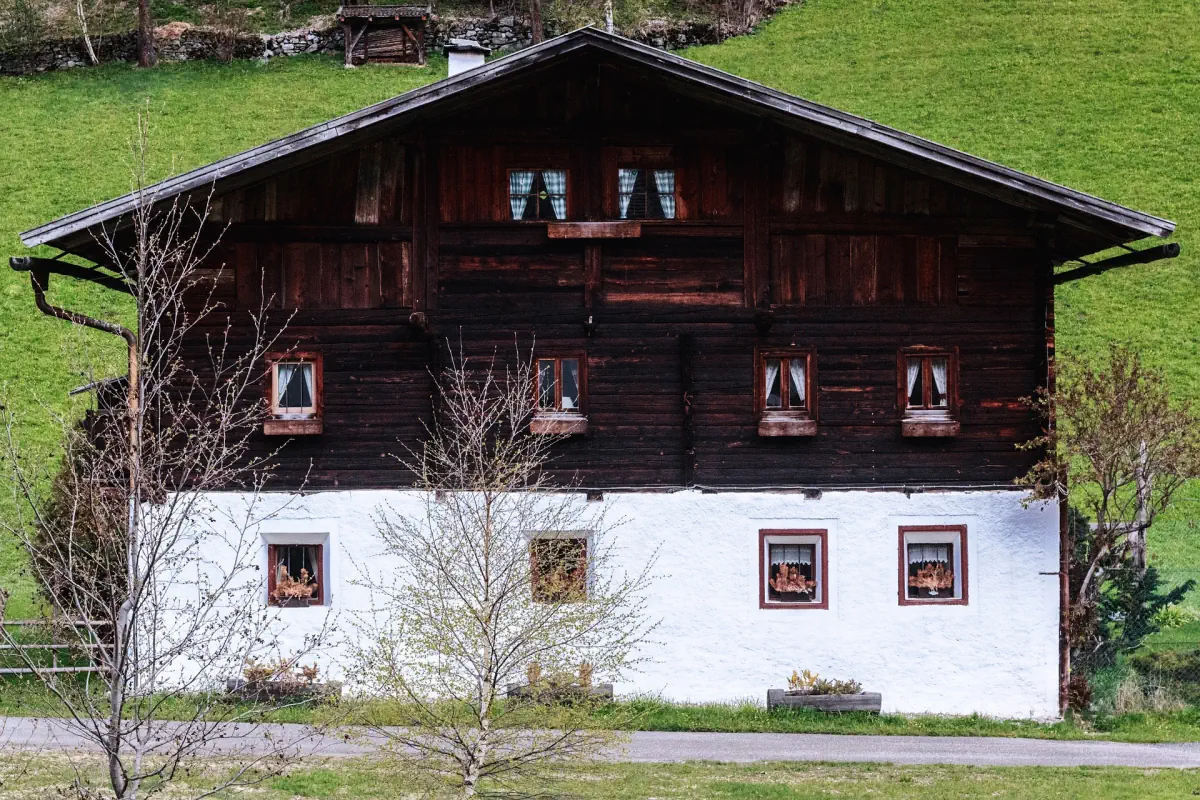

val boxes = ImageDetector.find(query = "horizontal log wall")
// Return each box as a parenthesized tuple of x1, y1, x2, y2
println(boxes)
(176, 59, 1049, 491)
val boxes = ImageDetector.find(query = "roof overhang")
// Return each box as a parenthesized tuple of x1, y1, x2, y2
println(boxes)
(20, 27, 1175, 256)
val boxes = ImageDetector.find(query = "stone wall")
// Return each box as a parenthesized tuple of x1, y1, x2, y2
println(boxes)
(1, 1, 793, 76)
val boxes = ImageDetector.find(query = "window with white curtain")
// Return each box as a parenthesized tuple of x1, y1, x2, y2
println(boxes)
(758, 350, 813, 415)
(508, 169, 568, 221)
(271, 357, 319, 419)
(617, 168, 676, 219)
(761, 530, 826, 608)
(902, 350, 955, 417)
(900, 526, 967, 604)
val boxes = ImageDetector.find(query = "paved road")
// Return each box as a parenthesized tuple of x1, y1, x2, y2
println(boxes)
(4, 717, 1200, 768)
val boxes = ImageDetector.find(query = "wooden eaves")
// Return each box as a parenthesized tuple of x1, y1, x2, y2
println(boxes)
(18, 27, 1176, 259)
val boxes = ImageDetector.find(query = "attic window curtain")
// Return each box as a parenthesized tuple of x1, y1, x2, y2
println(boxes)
(653, 170, 676, 219)
(618, 168, 638, 218)
(509, 170, 536, 219)
(542, 170, 567, 220)
(908, 543, 950, 565)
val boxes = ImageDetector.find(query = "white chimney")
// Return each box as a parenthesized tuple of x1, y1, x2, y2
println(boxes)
(444, 38, 490, 77)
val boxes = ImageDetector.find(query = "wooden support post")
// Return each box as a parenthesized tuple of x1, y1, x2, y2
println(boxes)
(743, 138, 771, 309)
(583, 242, 601, 308)
(680, 333, 696, 487)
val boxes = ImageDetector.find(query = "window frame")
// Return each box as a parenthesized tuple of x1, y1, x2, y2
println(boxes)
(529, 534, 589, 604)
(507, 168, 570, 222)
(755, 347, 817, 436)
(897, 346, 959, 436)
(264, 352, 324, 436)
(758, 529, 829, 610)
(531, 353, 588, 435)
(267, 542, 325, 606)
(898, 525, 968, 606)
(616, 165, 678, 221)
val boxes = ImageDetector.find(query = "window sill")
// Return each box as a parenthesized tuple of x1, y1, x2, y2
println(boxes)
(900, 418, 959, 438)
(758, 415, 816, 437)
(264, 418, 323, 436)
(530, 413, 588, 436)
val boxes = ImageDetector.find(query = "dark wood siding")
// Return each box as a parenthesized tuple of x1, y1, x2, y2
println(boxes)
(187, 56, 1051, 491)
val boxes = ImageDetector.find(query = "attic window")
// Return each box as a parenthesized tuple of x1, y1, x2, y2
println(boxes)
(265, 353, 323, 436)
(531, 355, 587, 436)
(899, 526, 967, 605)
(757, 349, 816, 437)
(509, 170, 568, 221)
(618, 168, 676, 220)
(899, 348, 959, 437)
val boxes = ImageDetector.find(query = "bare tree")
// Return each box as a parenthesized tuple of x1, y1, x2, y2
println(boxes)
(1020, 343, 1200, 668)
(347, 344, 656, 798)
(0, 113, 324, 799)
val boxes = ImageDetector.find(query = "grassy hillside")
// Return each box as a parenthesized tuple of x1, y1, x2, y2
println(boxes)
(2, 0, 1199, 616)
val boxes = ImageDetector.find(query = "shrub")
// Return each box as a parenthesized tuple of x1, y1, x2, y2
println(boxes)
(1130, 649, 1200, 705)
(0, 0, 51, 54)
(1154, 604, 1199, 630)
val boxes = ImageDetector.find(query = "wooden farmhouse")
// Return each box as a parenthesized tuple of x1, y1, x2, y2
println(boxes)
(14, 29, 1177, 717)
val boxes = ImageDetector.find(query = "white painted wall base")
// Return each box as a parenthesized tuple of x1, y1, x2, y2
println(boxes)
(198, 488, 1060, 719)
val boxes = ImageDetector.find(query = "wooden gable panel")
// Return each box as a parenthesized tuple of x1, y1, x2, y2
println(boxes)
(599, 238, 743, 306)
(770, 234, 957, 306)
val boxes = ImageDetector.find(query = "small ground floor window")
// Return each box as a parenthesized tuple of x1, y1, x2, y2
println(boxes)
(530, 535, 588, 603)
(268, 543, 323, 606)
(759, 529, 828, 609)
(899, 525, 967, 605)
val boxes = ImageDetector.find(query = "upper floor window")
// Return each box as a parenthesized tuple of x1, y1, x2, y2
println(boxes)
(531, 355, 587, 436)
(530, 535, 588, 603)
(509, 169, 568, 221)
(899, 348, 958, 437)
(265, 353, 323, 436)
(756, 349, 816, 437)
(618, 168, 676, 220)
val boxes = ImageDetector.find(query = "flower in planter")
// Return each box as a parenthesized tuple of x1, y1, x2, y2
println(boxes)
(271, 567, 318, 603)
(786, 669, 820, 694)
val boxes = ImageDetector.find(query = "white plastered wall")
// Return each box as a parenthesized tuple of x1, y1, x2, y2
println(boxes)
(197, 488, 1060, 718)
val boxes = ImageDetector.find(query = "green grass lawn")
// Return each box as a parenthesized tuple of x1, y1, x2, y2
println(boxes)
(1, 0, 1199, 669)
(3, 754, 1200, 799)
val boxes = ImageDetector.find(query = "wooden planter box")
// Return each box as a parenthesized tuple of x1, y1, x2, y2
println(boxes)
(767, 689, 882, 713)
(226, 678, 342, 703)
(506, 682, 614, 704)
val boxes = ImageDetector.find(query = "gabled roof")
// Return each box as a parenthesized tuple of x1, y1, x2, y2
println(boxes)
(21, 27, 1175, 253)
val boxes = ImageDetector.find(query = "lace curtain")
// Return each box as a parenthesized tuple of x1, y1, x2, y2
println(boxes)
(931, 357, 948, 405)
(770, 544, 813, 565)
(278, 363, 313, 411)
(763, 359, 781, 407)
(509, 170, 536, 220)
(908, 543, 950, 564)
(788, 358, 806, 405)
(618, 168, 639, 218)
(561, 359, 580, 410)
(653, 170, 676, 219)
(906, 359, 921, 405)
(542, 169, 567, 220)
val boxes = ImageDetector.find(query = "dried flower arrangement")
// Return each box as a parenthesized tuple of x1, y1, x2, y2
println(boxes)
(271, 567, 318, 603)
(242, 658, 320, 688)
(785, 669, 862, 696)
(770, 566, 816, 595)
(578, 662, 593, 688)
(909, 562, 954, 596)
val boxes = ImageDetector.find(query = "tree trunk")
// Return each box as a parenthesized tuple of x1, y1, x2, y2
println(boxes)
(137, 0, 156, 68)
(1131, 440, 1150, 574)
(529, 0, 543, 43)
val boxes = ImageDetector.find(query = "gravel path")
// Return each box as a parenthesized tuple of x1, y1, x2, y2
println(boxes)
(4, 716, 1200, 768)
